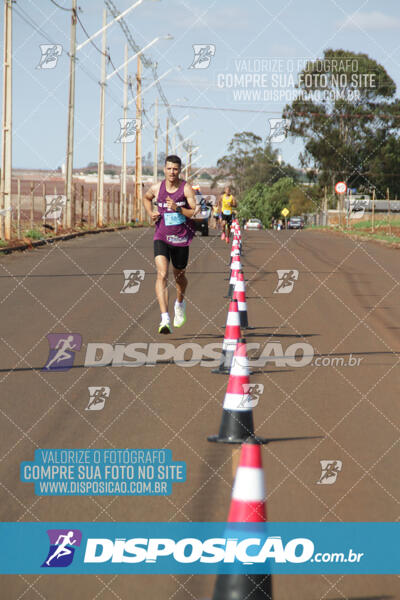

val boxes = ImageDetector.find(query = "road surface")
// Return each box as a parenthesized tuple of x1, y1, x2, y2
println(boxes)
(0, 226, 398, 599)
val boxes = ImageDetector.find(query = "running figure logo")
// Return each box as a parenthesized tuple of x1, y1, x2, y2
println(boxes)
(42, 334, 82, 372)
(268, 118, 291, 143)
(188, 44, 216, 69)
(121, 269, 145, 294)
(274, 269, 299, 294)
(239, 383, 264, 409)
(350, 198, 369, 219)
(42, 529, 82, 568)
(317, 460, 342, 485)
(115, 118, 139, 143)
(37, 44, 63, 69)
(86, 386, 110, 411)
(44, 195, 66, 221)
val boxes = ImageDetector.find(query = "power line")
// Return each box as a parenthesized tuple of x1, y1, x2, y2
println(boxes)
(104, 0, 191, 153)
(48, 0, 73, 10)
(13, 4, 123, 107)
(169, 102, 400, 121)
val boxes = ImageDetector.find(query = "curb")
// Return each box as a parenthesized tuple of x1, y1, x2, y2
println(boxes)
(0, 224, 147, 255)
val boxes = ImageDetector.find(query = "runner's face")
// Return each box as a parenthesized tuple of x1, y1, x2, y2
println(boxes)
(164, 162, 180, 183)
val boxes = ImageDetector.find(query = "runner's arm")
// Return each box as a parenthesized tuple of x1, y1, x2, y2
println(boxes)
(143, 184, 160, 221)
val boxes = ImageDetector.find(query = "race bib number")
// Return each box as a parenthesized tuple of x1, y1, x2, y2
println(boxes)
(223, 210, 231, 216)
(164, 212, 186, 226)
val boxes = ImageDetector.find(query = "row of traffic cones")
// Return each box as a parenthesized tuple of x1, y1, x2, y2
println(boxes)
(210, 220, 272, 599)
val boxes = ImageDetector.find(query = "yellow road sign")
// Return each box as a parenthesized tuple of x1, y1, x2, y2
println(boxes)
(281, 207, 289, 217)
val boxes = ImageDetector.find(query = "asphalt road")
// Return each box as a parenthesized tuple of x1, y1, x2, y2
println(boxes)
(0, 226, 398, 599)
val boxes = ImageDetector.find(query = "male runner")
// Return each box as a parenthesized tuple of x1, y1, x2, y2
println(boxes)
(219, 185, 236, 243)
(143, 155, 197, 334)
(212, 201, 220, 230)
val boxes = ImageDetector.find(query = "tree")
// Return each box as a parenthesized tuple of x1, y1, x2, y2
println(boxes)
(284, 49, 400, 193)
(213, 132, 297, 196)
(238, 177, 295, 227)
(289, 186, 321, 216)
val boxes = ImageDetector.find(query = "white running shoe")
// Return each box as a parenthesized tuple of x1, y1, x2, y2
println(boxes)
(158, 320, 172, 334)
(173, 300, 186, 328)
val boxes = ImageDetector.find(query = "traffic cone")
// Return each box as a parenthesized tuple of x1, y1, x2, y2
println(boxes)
(233, 270, 249, 329)
(211, 440, 273, 600)
(226, 254, 242, 298)
(225, 255, 241, 298)
(209, 339, 255, 440)
(212, 300, 241, 374)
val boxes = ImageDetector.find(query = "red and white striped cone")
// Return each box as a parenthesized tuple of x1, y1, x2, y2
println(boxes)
(212, 299, 241, 374)
(229, 441, 267, 521)
(233, 270, 249, 329)
(225, 267, 238, 299)
(211, 440, 273, 600)
(209, 338, 255, 442)
(226, 254, 242, 298)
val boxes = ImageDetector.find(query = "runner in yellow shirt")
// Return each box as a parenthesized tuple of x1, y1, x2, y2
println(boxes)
(219, 186, 236, 243)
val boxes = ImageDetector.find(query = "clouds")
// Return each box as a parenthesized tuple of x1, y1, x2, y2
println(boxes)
(340, 10, 400, 31)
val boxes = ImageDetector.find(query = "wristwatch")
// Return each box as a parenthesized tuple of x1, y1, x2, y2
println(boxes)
(175, 206, 182, 214)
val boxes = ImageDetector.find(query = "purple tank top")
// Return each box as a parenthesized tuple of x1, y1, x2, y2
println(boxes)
(153, 179, 195, 246)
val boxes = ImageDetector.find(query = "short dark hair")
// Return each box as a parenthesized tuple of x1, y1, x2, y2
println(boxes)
(165, 155, 182, 167)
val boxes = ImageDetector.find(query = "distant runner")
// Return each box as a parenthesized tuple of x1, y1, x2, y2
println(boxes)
(219, 185, 236, 243)
(143, 155, 197, 334)
(212, 201, 220, 230)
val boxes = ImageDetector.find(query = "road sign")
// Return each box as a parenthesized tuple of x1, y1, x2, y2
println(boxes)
(281, 207, 289, 217)
(335, 181, 347, 194)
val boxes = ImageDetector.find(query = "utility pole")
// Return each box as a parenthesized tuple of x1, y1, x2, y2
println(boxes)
(65, 0, 77, 229)
(1, 0, 12, 240)
(187, 141, 192, 180)
(135, 53, 142, 221)
(120, 43, 128, 224)
(165, 117, 169, 157)
(153, 98, 158, 183)
(97, 8, 106, 227)
(172, 131, 176, 155)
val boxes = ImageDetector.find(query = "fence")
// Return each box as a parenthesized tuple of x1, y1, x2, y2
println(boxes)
(4, 177, 148, 241)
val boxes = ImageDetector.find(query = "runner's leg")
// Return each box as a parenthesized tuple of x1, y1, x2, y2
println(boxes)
(173, 267, 187, 302)
(155, 254, 169, 314)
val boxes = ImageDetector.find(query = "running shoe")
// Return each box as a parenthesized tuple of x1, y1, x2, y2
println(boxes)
(173, 300, 186, 328)
(158, 321, 172, 334)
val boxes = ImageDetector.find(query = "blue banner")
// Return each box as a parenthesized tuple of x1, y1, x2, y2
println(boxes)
(0, 522, 398, 574)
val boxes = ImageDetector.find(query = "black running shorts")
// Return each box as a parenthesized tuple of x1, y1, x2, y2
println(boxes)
(222, 213, 232, 225)
(154, 240, 189, 270)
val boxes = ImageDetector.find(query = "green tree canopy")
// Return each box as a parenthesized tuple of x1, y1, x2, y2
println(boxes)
(284, 49, 400, 194)
(213, 132, 298, 196)
(238, 177, 295, 226)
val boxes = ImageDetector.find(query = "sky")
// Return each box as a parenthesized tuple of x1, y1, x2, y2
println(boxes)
(2, 0, 400, 172)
